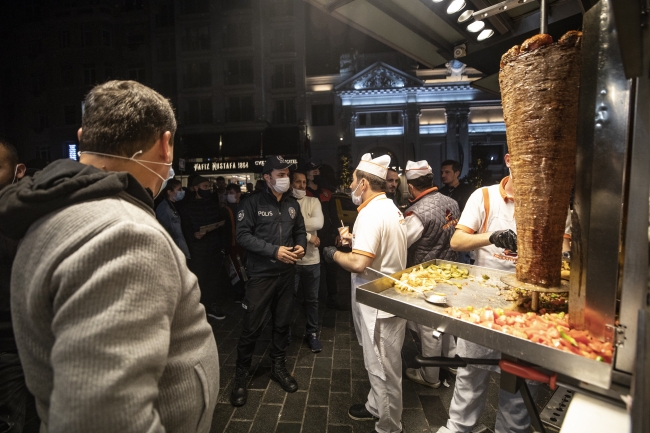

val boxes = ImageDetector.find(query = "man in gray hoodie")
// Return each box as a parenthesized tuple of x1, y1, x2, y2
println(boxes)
(0, 80, 219, 433)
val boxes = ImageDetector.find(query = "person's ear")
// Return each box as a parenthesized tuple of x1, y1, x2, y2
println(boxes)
(15, 163, 27, 181)
(160, 131, 173, 163)
(504, 153, 511, 168)
(77, 128, 82, 141)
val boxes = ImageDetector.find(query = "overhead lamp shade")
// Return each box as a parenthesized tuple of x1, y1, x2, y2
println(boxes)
(431, 0, 444, 3)
(447, 0, 466, 14)
(467, 21, 486, 32)
(458, 10, 474, 23)
(477, 29, 495, 41)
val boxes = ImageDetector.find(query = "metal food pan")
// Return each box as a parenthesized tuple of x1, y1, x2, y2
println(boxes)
(356, 260, 613, 390)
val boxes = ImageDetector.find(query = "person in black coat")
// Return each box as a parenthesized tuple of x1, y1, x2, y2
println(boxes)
(230, 156, 307, 407)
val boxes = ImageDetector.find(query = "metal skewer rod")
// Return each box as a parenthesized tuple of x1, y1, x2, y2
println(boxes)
(540, 0, 548, 34)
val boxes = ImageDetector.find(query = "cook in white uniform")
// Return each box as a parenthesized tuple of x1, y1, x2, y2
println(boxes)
(438, 153, 570, 433)
(323, 153, 408, 433)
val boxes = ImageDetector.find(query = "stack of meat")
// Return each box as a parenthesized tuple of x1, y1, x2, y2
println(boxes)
(499, 31, 582, 287)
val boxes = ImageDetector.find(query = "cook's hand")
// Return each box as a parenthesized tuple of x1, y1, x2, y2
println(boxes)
(309, 235, 320, 247)
(489, 229, 518, 252)
(194, 231, 205, 240)
(293, 245, 305, 259)
(276, 246, 298, 264)
(323, 246, 337, 263)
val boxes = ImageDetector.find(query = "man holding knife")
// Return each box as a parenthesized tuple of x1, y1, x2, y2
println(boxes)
(324, 153, 408, 433)
(230, 155, 307, 407)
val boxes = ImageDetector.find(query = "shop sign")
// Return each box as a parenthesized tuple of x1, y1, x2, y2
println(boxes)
(190, 158, 298, 173)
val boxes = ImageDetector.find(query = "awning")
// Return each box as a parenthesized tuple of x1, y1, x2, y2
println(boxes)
(303, 0, 591, 93)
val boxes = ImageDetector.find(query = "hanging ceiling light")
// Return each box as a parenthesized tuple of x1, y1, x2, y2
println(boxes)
(477, 29, 495, 41)
(457, 10, 474, 23)
(431, 0, 444, 3)
(447, 0, 466, 14)
(467, 21, 486, 32)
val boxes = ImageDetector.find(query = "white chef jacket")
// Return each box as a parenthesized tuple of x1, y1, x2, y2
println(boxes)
(456, 177, 517, 271)
(351, 192, 407, 345)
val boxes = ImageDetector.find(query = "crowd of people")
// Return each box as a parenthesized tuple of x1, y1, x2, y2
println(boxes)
(0, 79, 556, 433)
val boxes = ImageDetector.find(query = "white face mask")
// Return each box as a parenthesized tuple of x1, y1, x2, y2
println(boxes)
(292, 188, 306, 199)
(11, 165, 19, 185)
(350, 181, 363, 206)
(79, 150, 173, 198)
(272, 177, 290, 194)
(226, 193, 237, 203)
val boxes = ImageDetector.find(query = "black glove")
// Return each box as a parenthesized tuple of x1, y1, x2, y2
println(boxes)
(489, 229, 518, 252)
(323, 246, 337, 264)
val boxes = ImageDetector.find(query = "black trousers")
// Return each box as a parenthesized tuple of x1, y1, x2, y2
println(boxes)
(236, 269, 296, 368)
(187, 243, 224, 308)
(320, 256, 339, 303)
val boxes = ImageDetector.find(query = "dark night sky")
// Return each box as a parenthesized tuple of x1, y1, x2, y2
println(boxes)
(305, 4, 396, 76)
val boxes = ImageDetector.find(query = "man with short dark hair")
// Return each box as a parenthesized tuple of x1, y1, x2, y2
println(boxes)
(230, 155, 307, 407)
(385, 167, 400, 206)
(402, 160, 459, 390)
(439, 159, 475, 213)
(0, 80, 219, 433)
(291, 171, 324, 352)
(180, 175, 229, 320)
(323, 153, 408, 433)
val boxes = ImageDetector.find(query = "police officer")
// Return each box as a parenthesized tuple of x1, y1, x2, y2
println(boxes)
(230, 155, 307, 407)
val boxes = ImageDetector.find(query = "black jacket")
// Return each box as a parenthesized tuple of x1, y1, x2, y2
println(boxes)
(236, 184, 307, 277)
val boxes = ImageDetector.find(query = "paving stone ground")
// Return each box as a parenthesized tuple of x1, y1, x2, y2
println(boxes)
(208, 268, 553, 433)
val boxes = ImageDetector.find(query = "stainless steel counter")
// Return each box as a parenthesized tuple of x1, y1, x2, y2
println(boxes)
(356, 260, 613, 389)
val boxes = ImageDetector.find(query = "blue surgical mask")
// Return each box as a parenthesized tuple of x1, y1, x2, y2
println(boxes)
(173, 189, 185, 201)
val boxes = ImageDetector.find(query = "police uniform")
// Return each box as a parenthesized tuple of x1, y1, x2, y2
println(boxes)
(235, 169, 307, 370)
(349, 154, 408, 433)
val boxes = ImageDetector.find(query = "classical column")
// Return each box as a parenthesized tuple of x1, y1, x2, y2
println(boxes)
(444, 106, 470, 177)
(457, 107, 470, 176)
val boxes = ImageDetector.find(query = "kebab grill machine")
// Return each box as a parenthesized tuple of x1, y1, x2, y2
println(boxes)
(355, 0, 649, 431)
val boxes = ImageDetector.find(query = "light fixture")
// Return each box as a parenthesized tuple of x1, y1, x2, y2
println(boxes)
(457, 10, 474, 23)
(447, 0, 466, 14)
(467, 21, 485, 32)
(477, 29, 495, 41)
(431, 0, 444, 3)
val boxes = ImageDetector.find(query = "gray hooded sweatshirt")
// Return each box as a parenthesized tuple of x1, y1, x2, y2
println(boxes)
(0, 159, 219, 433)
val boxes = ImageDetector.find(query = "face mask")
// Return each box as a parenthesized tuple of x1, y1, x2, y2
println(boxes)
(79, 150, 173, 198)
(226, 193, 237, 203)
(11, 165, 19, 185)
(272, 177, 290, 194)
(198, 189, 212, 199)
(292, 188, 306, 199)
(350, 181, 363, 206)
(173, 190, 185, 201)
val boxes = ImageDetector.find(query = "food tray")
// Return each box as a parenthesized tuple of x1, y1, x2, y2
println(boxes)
(356, 260, 613, 389)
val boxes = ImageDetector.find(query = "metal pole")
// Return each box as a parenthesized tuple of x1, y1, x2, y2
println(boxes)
(540, 0, 548, 34)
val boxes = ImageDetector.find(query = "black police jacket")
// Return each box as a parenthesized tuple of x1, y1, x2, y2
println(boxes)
(236, 185, 307, 277)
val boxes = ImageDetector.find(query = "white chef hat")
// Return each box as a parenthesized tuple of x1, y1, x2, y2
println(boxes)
(405, 160, 432, 180)
(356, 153, 391, 180)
